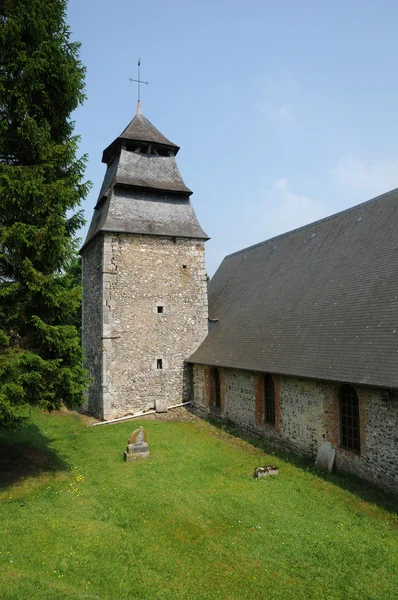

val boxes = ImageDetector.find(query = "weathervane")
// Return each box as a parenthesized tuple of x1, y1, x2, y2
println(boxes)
(129, 59, 149, 112)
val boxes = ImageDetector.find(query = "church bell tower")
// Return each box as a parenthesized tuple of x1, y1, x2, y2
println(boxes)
(81, 104, 209, 419)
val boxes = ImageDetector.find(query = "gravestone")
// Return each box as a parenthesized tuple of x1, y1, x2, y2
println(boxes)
(123, 426, 149, 462)
(315, 441, 335, 473)
(253, 465, 279, 478)
(155, 397, 168, 413)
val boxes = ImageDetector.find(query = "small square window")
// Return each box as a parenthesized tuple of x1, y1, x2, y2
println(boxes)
(182, 264, 187, 269)
(157, 359, 163, 370)
(157, 306, 164, 314)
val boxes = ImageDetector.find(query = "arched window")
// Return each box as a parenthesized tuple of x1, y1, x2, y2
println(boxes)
(214, 368, 221, 409)
(264, 374, 275, 425)
(339, 385, 360, 451)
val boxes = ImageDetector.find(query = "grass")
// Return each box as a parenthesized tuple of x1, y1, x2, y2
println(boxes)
(0, 410, 397, 600)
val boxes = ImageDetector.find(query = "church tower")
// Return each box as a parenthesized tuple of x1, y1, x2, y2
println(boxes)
(81, 105, 209, 419)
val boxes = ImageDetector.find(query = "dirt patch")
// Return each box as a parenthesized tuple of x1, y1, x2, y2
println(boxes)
(78, 405, 200, 427)
(0, 443, 50, 467)
(47, 405, 100, 426)
(76, 412, 100, 426)
(0, 443, 53, 489)
(131, 406, 200, 422)
(22, 447, 50, 466)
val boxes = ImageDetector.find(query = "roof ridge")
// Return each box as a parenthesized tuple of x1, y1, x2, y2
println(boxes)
(226, 187, 398, 260)
(102, 111, 180, 164)
(119, 111, 178, 148)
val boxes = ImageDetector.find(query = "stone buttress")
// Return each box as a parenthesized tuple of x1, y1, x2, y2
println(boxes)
(81, 106, 209, 419)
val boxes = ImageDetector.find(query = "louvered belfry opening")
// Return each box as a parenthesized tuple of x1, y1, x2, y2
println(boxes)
(264, 374, 275, 425)
(340, 384, 360, 451)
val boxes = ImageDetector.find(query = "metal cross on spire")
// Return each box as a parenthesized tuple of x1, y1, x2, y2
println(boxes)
(128, 59, 149, 114)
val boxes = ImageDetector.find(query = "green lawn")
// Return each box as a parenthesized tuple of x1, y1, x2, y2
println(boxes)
(1, 410, 397, 600)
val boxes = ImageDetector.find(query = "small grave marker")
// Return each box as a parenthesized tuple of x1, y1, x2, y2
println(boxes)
(315, 441, 335, 473)
(155, 398, 168, 413)
(124, 426, 149, 462)
(253, 465, 279, 478)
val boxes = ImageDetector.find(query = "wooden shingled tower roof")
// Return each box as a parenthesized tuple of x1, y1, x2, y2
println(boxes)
(81, 107, 208, 252)
(102, 110, 180, 164)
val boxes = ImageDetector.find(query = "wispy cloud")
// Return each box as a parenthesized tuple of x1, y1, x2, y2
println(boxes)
(275, 104, 295, 124)
(262, 179, 327, 235)
(260, 72, 297, 126)
(332, 155, 398, 197)
(206, 180, 327, 276)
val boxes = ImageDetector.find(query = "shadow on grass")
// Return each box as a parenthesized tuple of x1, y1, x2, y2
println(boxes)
(0, 422, 69, 491)
(192, 409, 398, 515)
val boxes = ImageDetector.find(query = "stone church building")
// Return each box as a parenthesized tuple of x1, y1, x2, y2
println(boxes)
(81, 104, 208, 419)
(82, 106, 398, 495)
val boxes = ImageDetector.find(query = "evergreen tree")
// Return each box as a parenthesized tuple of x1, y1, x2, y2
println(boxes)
(0, 0, 90, 429)
(59, 256, 83, 333)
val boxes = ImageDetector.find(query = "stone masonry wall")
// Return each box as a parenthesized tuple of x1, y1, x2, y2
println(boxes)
(82, 235, 103, 417)
(193, 364, 398, 495)
(100, 233, 208, 419)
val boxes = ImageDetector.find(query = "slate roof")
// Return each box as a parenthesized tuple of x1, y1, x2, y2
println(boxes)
(81, 187, 208, 251)
(81, 109, 208, 251)
(96, 149, 192, 204)
(102, 112, 179, 163)
(188, 188, 398, 390)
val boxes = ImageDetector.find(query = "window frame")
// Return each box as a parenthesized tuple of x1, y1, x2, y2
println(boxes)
(339, 384, 360, 452)
(214, 368, 221, 409)
(264, 374, 276, 426)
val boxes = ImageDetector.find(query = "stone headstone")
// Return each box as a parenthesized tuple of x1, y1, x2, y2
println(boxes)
(315, 441, 335, 473)
(128, 427, 147, 445)
(155, 397, 168, 413)
(253, 465, 279, 478)
(124, 426, 149, 462)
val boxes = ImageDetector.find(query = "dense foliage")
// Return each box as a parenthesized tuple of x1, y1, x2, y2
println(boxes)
(0, 0, 90, 429)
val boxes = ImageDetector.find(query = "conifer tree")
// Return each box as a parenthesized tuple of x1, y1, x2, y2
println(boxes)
(0, 0, 90, 429)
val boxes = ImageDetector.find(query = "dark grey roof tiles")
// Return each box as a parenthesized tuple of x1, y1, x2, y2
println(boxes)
(120, 113, 178, 148)
(102, 112, 179, 163)
(82, 188, 208, 250)
(188, 188, 398, 390)
(97, 156, 118, 202)
(116, 150, 191, 194)
(82, 110, 208, 251)
(83, 196, 110, 246)
(95, 150, 191, 207)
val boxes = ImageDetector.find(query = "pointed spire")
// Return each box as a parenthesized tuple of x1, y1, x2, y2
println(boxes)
(102, 111, 180, 164)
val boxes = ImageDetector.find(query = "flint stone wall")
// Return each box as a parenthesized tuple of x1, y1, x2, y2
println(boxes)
(83, 233, 208, 419)
(192, 364, 398, 496)
(82, 234, 103, 416)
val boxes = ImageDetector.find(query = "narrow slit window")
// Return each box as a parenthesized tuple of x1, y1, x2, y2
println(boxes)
(214, 368, 221, 408)
(157, 359, 163, 370)
(264, 374, 275, 425)
(340, 385, 360, 451)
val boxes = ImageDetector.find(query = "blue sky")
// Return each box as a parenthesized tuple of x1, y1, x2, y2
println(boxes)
(67, 0, 398, 276)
